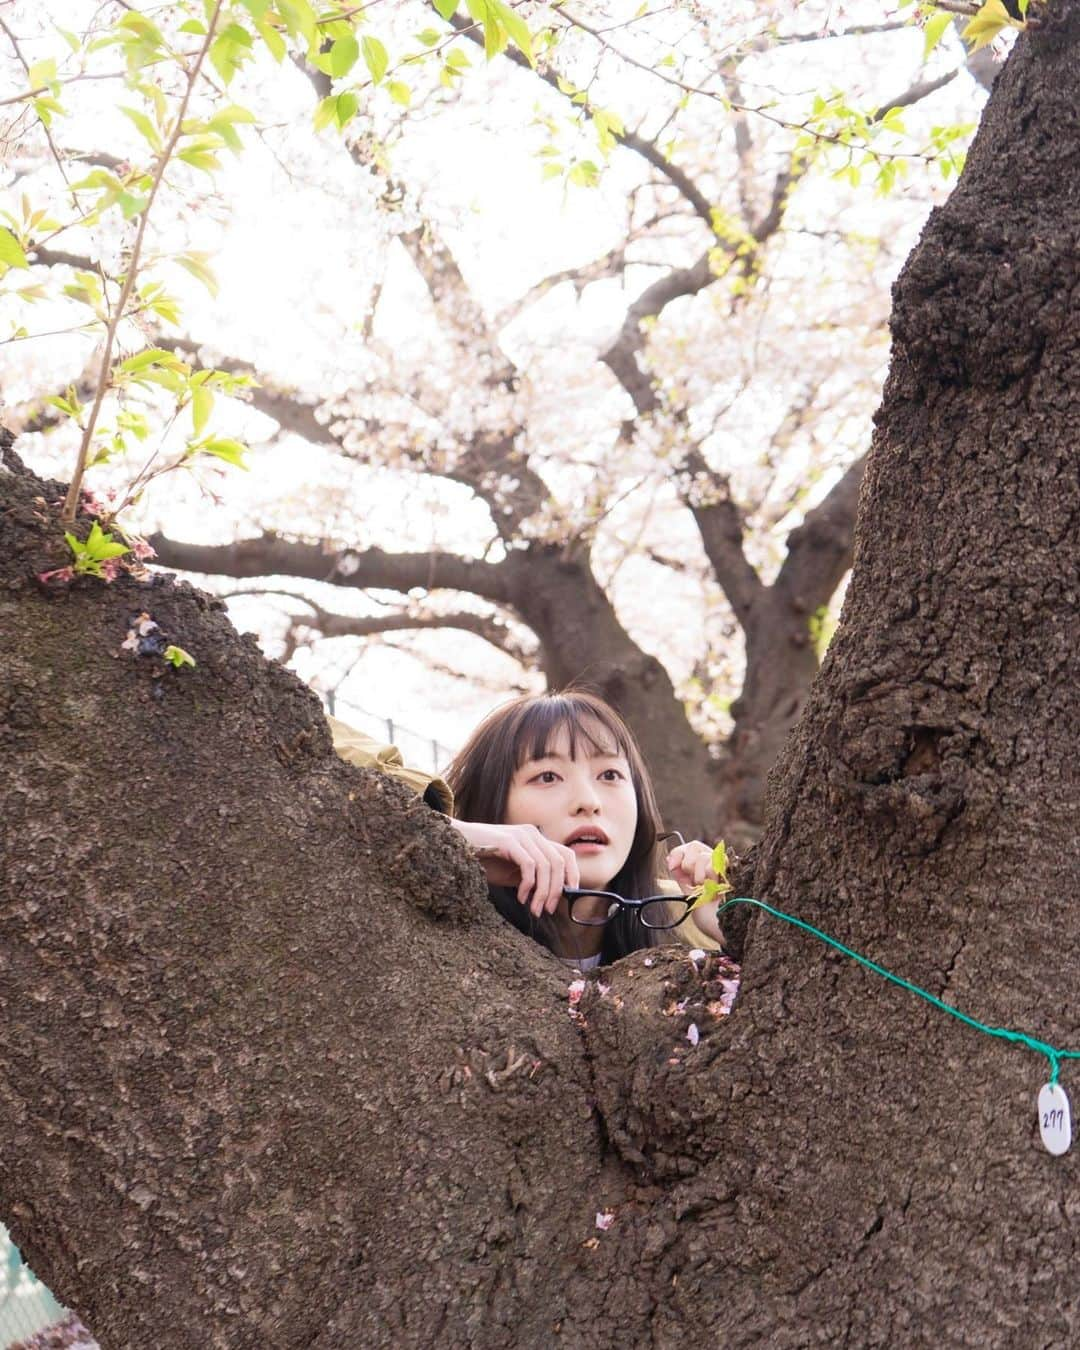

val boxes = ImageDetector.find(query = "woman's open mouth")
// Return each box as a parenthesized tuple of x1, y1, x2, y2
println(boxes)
(564, 828, 610, 853)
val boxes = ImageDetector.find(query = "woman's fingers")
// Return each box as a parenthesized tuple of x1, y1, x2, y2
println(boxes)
(523, 833, 579, 914)
(451, 819, 581, 913)
(529, 846, 552, 917)
(666, 840, 717, 891)
(515, 848, 537, 906)
(542, 842, 579, 914)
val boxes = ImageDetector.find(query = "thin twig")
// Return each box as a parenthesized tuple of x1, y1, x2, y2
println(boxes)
(62, 0, 227, 522)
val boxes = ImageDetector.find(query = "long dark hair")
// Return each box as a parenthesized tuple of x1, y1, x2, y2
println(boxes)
(445, 688, 674, 961)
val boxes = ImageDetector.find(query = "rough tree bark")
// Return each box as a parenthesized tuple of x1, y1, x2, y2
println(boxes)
(2, 6, 1078, 1347)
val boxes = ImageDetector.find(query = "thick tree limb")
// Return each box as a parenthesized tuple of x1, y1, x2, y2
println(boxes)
(28, 245, 99, 270)
(677, 446, 764, 625)
(774, 453, 867, 611)
(228, 589, 535, 666)
(149, 534, 513, 605)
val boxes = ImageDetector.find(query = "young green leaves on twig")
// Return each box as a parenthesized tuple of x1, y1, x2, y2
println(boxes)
(64, 520, 130, 578)
(689, 841, 733, 911)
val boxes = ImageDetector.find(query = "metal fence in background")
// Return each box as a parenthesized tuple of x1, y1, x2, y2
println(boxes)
(0, 1225, 77, 1349)
(326, 693, 457, 776)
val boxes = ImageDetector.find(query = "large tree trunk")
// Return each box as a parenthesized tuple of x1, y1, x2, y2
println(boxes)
(2, 7, 1078, 1347)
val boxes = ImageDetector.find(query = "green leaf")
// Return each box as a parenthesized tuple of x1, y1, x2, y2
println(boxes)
(215, 103, 258, 124)
(491, 0, 533, 64)
(567, 159, 600, 187)
(961, 0, 1015, 52)
(329, 34, 359, 77)
(255, 18, 287, 61)
(28, 58, 58, 90)
(334, 92, 359, 128)
(146, 294, 182, 326)
(313, 95, 337, 132)
(433, 0, 458, 18)
(417, 27, 442, 45)
(445, 47, 470, 67)
(45, 391, 82, 420)
(117, 347, 189, 374)
(388, 80, 411, 107)
(276, 0, 317, 47)
(0, 227, 29, 270)
(362, 34, 389, 84)
(922, 9, 952, 60)
(163, 645, 197, 669)
(177, 147, 222, 174)
(191, 385, 214, 436)
(65, 522, 130, 576)
(86, 521, 129, 561)
(33, 94, 64, 127)
(463, 0, 500, 58)
(210, 27, 255, 85)
(119, 104, 163, 150)
(116, 190, 150, 219)
(175, 251, 219, 297)
(199, 437, 249, 468)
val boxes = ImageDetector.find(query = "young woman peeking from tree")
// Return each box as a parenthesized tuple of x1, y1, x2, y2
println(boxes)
(331, 690, 729, 969)
(451, 690, 728, 967)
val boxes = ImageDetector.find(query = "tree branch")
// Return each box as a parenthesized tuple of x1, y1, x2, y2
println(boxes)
(872, 68, 959, 118)
(599, 156, 799, 413)
(28, 245, 100, 270)
(768, 20, 910, 44)
(294, 61, 553, 536)
(449, 13, 716, 228)
(677, 446, 764, 624)
(231, 588, 535, 665)
(149, 534, 513, 605)
(599, 252, 712, 414)
(774, 453, 867, 612)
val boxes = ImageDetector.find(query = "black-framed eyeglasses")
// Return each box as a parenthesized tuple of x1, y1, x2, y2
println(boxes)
(564, 828, 697, 931)
(563, 888, 694, 930)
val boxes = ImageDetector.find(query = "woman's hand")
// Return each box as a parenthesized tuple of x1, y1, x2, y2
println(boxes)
(449, 819, 580, 917)
(665, 838, 718, 893)
(665, 838, 726, 944)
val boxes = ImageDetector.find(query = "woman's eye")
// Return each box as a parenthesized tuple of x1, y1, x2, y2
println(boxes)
(599, 768, 625, 782)
(531, 770, 559, 784)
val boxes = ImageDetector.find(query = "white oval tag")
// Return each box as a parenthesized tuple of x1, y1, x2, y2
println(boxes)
(1038, 1083, 1072, 1156)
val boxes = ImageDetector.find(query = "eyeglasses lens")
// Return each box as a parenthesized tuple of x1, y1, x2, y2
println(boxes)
(569, 892, 621, 926)
(639, 898, 689, 930)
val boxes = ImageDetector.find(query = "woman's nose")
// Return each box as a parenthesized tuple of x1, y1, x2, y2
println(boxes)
(572, 779, 601, 813)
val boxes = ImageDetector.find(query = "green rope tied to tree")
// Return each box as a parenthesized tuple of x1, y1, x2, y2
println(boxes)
(714, 898, 1080, 1085)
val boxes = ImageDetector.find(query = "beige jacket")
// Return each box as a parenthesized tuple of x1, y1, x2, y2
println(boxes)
(328, 716, 454, 813)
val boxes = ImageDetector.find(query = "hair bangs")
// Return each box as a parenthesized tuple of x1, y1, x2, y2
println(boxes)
(511, 694, 631, 769)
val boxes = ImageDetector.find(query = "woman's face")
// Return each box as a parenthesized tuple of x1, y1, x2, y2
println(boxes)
(503, 722, 638, 890)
